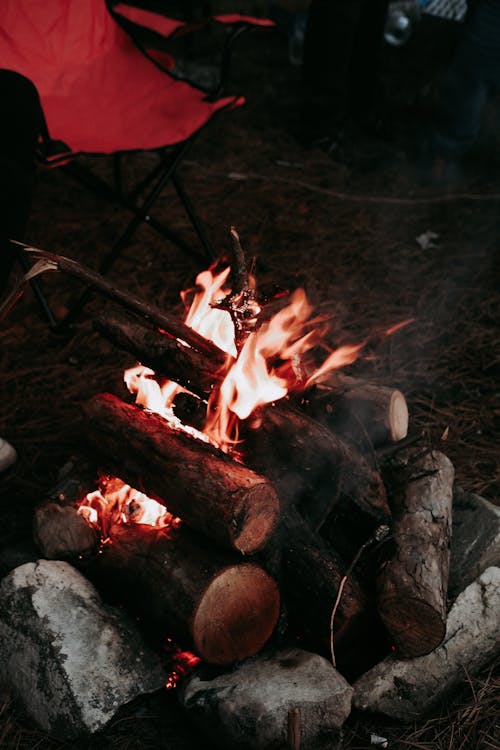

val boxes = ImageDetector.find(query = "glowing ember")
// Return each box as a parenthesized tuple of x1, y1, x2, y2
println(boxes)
(164, 638, 201, 689)
(77, 476, 181, 538)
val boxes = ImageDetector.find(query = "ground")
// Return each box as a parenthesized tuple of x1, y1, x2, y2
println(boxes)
(0, 9, 499, 750)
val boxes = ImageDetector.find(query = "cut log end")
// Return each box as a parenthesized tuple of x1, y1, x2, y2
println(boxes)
(193, 564, 280, 665)
(379, 597, 446, 658)
(389, 390, 409, 442)
(232, 483, 281, 555)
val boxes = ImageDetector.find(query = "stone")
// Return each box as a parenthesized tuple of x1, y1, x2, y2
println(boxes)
(0, 559, 167, 738)
(179, 647, 353, 750)
(448, 486, 500, 600)
(353, 567, 500, 720)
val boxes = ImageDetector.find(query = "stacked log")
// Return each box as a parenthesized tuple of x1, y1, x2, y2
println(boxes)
(32, 300, 453, 674)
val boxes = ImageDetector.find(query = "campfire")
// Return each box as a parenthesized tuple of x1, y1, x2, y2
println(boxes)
(1, 233, 499, 747)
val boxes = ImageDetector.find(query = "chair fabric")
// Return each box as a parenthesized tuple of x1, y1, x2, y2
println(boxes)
(0, 0, 244, 156)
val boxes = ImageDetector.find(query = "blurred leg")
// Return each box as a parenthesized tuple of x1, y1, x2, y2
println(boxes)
(434, 0, 500, 157)
(348, 0, 389, 124)
(0, 69, 43, 297)
(301, 0, 365, 141)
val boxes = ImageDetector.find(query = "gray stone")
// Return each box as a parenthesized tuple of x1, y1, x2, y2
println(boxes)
(0, 560, 167, 738)
(179, 647, 353, 750)
(449, 486, 500, 600)
(353, 567, 500, 720)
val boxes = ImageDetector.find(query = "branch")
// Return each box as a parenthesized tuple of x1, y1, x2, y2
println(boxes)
(11, 243, 224, 359)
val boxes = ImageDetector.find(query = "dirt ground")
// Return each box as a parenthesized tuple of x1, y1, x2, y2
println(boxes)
(0, 9, 499, 750)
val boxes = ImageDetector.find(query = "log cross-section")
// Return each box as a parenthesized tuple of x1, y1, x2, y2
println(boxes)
(82, 393, 281, 555)
(99, 523, 280, 665)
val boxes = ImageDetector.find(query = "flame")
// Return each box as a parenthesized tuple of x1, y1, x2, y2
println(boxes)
(182, 266, 236, 357)
(122, 265, 371, 453)
(77, 476, 181, 538)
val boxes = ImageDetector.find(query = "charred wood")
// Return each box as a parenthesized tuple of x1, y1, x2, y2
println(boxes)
(33, 502, 100, 560)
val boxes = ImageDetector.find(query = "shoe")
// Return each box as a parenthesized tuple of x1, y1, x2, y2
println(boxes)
(0, 437, 17, 472)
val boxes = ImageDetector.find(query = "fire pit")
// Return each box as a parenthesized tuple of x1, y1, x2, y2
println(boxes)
(1, 235, 498, 747)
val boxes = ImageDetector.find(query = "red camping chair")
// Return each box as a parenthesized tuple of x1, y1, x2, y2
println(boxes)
(0, 0, 274, 324)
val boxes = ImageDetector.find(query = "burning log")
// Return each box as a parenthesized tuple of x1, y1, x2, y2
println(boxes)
(301, 374, 409, 451)
(82, 393, 281, 555)
(94, 313, 391, 547)
(376, 450, 454, 658)
(90, 523, 280, 666)
(94, 311, 224, 397)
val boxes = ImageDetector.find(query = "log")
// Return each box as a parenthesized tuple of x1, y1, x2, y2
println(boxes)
(33, 502, 100, 560)
(96, 523, 280, 666)
(94, 311, 224, 397)
(242, 403, 391, 553)
(300, 374, 409, 451)
(95, 313, 391, 547)
(280, 506, 371, 670)
(376, 449, 454, 657)
(82, 393, 281, 555)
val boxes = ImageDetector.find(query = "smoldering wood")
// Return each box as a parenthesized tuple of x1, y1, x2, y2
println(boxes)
(172, 391, 207, 431)
(300, 374, 409, 451)
(82, 393, 281, 555)
(376, 449, 454, 658)
(94, 522, 280, 666)
(33, 502, 100, 560)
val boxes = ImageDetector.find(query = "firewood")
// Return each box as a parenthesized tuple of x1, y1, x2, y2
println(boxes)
(93, 314, 390, 544)
(82, 393, 281, 555)
(95, 523, 280, 665)
(94, 311, 224, 397)
(33, 502, 100, 560)
(242, 403, 391, 543)
(300, 374, 409, 451)
(280, 506, 371, 666)
(376, 449, 454, 658)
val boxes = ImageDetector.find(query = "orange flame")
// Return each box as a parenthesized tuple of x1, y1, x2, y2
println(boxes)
(182, 266, 236, 357)
(77, 476, 181, 539)
(124, 264, 369, 452)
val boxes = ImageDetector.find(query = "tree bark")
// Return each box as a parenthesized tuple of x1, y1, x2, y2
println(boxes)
(376, 449, 454, 657)
(82, 393, 281, 555)
(96, 522, 280, 665)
